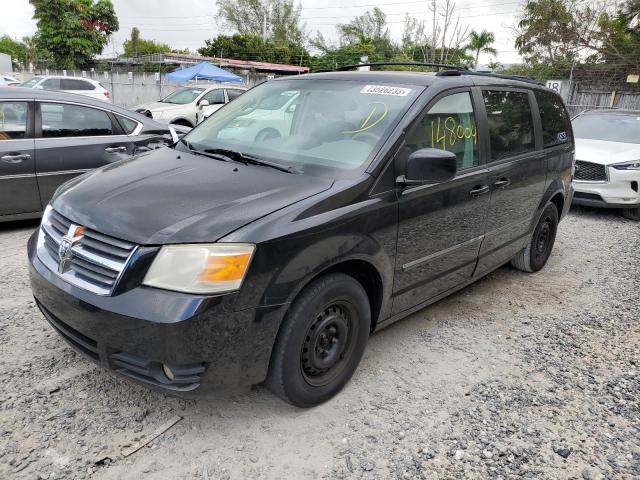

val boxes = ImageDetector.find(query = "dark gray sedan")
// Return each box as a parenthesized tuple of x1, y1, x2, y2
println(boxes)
(0, 87, 184, 222)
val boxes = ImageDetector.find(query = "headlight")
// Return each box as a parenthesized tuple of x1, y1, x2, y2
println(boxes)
(143, 243, 255, 294)
(151, 110, 163, 119)
(611, 160, 640, 170)
(230, 118, 255, 128)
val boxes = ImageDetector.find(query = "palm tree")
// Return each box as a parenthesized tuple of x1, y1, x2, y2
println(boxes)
(466, 30, 497, 69)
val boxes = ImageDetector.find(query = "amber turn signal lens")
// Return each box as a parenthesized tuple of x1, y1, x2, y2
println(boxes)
(199, 253, 252, 283)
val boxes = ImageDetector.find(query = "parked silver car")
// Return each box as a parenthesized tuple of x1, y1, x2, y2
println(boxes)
(0, 87, 186, 222)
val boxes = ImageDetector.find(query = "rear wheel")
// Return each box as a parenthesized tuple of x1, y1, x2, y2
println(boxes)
(511, 203, 559, 272)
(622, 206, 640, 221)
(266, 273, 370, 407)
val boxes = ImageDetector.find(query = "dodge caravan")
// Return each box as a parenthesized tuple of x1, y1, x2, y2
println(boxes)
(28, 67, 574, 407)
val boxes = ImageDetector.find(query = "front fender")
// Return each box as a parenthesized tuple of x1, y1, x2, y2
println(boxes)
(231, 193, 399, 322)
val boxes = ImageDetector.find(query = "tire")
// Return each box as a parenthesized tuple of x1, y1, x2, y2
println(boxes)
(511, 203, 559, 273)
(622, 206, 640, 221)
(266, 273, 371, 407)
(170, 119, 193, 128)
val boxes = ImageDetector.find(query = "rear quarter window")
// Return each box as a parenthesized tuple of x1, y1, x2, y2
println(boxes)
(536, 91, 571, 148)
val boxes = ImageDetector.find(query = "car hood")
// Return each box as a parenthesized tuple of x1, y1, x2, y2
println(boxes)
(135, 102, 188, 113)
(575, 138, 640, 165)
(52, 148, 333, 245)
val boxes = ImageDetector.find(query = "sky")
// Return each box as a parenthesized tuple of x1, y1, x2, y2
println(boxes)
(0, 0, 524, 65)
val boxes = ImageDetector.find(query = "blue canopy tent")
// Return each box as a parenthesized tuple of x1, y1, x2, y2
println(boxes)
(166, 62, 243, 83)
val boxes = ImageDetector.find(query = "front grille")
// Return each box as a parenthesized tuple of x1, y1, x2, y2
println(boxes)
(37, 208, 137, 295)
(574, 161, 607, 182)
(36, 300, 100, 362)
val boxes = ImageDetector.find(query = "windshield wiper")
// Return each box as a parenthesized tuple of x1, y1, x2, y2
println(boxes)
(203, 148, 301, 174)
(180, 139, 233, 163)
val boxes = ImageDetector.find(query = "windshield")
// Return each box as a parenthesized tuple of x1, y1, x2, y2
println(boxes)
(20, 77, 42, 88)
(573, 113, 640, 144)
(180, 79, 422, 176)
(161, 87, 205, 104)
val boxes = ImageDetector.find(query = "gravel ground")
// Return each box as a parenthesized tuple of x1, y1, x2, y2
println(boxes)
(0, 206, 638, 480)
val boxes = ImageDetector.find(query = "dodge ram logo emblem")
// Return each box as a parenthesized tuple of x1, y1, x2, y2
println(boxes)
(58, 224, 85, 274)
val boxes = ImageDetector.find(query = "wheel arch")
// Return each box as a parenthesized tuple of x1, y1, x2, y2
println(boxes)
(283, 256, 386, 333)
(169, 117, 194, 128)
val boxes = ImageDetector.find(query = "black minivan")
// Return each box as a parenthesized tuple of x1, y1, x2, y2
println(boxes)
(28, 67, 574, 407)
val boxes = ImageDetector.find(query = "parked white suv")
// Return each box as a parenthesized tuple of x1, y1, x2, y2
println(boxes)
(19, 75, 112, 102)
(572, 109, 640, 220)
(134, 85, 247, 127)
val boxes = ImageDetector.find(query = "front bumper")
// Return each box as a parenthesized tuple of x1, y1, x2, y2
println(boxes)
(28, 233, 286, 396)
(573, 167, 640, 208)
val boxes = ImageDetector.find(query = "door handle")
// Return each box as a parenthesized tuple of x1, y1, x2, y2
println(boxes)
(105, 146, 128, 153)
(494, 177, 511, 189)
(1, 153, 31, 163)
(469, 185, 490, 197)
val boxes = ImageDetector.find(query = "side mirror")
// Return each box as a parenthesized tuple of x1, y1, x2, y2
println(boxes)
(198, 99, 210, 109)
(397, 148, 458, 186)
(285, 103, 297, 114)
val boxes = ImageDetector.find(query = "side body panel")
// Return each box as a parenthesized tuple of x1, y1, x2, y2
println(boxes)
(0, 100, 41, 215)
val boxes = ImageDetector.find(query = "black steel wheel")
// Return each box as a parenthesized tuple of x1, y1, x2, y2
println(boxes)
(511, 203, 559, 272)
(266, 273, 370, 407)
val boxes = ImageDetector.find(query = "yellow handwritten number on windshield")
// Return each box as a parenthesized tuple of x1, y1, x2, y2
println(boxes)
(430, 116, 477, 149)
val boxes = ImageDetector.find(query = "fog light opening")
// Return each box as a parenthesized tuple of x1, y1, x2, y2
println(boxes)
(162, 364, 175, 381)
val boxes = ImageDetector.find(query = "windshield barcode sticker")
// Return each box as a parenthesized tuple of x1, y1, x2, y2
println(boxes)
(361, 85, 412, 96)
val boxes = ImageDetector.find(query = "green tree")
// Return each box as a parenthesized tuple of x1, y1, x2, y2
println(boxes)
(466, 30, 497, 69)
(129, 27, 140, 56)
(337, 7, 395, 58)
(123, 29, 171, 57)
(30, 0, 119, 69)
(515, 0, 579, 63)
(0, 36, 27, 67)
(216, 0, 305, 45)
(199, 34, 309, 65)
(586, 0, 640, 70)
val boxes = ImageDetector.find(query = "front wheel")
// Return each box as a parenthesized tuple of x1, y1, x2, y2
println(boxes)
(622, 206, 640, 221)
(511, 203, 559, 272)
(266, 273, 371, 407)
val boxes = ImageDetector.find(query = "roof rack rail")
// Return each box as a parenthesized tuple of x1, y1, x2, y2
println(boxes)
(436, 69, 544, 85)
(336, 62, 461, 72)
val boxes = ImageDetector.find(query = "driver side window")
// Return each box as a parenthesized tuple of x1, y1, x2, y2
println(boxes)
(202, 89, 225, 105)
(404, 91, 479, 171)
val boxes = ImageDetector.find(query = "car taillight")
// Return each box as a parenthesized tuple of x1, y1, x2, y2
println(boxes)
(104, 91, 110, 98)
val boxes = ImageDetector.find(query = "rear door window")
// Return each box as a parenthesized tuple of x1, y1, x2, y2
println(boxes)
(535, 91, 571, 148)
(41, 78, 61, 90)
(0, 102, 29, 140)
(61, 79, 95, 90)
(41, 103, 114, 138)
(482, 90, 535, 160)
(403, 91, 479, 171)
